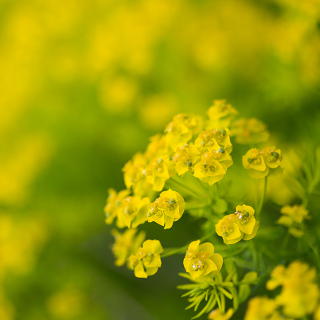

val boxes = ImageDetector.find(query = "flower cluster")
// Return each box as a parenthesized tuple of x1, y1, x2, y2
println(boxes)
(245, 261, 320, 319)
(277, 205, 309, 237)
(105, 100, 320, 319)
(215, 205, 258, 244)
(243, 146, 282, 179)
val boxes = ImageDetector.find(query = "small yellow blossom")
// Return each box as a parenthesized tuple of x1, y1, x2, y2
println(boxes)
(111, 229, 145, 266)
(146, 155, 172, 191)
(123, 153, 151, 196)
(128, 240, 163, 278)
(173, 144, 199, 176)
(262, 146, 282, 169)
(277, 205, 309, 237)
(207, 100, 237, 128)
(215, 214, 242, 244)
(243, 148, 269, 178)
(267, 261, 319, 318)
(165, 114, 203, 148)
(116, 196, 150, 228)
(245, 297, 278, 320)
(104, 189, 130, 224)
(147, 189, 185, 229)
(183, 240, 223, 279)
(216, 205, 258, 244)
(195, 129, 232, 154)
(208, 309, 234, 320)
(231, 118, 269, 144)
(194, 152, 226, 185)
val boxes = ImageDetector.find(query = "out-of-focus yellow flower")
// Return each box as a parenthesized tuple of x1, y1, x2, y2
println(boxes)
(262, 146, 282, 169)
(128, 240, 163, 278)
(215, 214, 242, 244)
(165, 114, 203, 148)
(147, 189, 184, 229)
(111, 229, 145, 266)
(47, 287, 85, 319)
(173, 144, 199, 176)
(231, 118, 269, 144)
(116, 195, 150, 228)
(267, 261, 319, 318)
(277, 205, 308, 237)
(183, 240, 223, 279)
(207, 100, 237, 128)
(315, 305, 320, 320)
(245, 297, 278, 320)
(242, 148, 269, 178)
(216, 205, 258, 244)
(208, 309, 234, 320)
(104, 189, 130, 224)
(194, 152, 226, 185)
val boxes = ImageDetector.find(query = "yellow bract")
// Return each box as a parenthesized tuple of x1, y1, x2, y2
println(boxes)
(128, 240, 163, 278)
(267, 261, 319, 318)
(111, 229, 145, 266)
(215, 205, 258, 244)
(147, 189, 185, 229)
(231, 118, 269, 144)
(104, 189, 130, 224)
(277, 205, 308, 237)
(208, 309, 234, 320)
(183, 240, 223, 279)
(243, 146, 282, 179)
(207, 99, 237, 128)
(173, 144, 199, 176)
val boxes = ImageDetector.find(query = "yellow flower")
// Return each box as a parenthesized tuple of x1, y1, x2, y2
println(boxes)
(183, 240, 223, 279)
(195, 129, 232, 154)
(111, 229, 145, 266)
(235, 205, 258, 239)
(165, 113, 203, 148)
(146, 155, 172, 191)
(267, 261, 319, 318)
(314, 305, 320, 320)
(242, 148, 269, 179)
(208, 309, 234, 320)
(231, 118, 269, 144)
(277, 205, 309, 237)
(147, 189, 185, 229)
(216, 205, 258, 244)
(261, 146, 282, 169)
(123, 153, 151, 196)
(116, 195, 150, 228)
(104, 189, 130, 224)
(207, 99, 237, 128)
(194, 152, 226, 185)
(128, 240, 163, 278)
(173, 144, 199, 176)
(245, 297, 278, 320)
(215, 214, 242, 244)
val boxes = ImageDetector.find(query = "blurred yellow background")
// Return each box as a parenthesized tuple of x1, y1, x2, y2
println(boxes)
(1, 0, 320, 319)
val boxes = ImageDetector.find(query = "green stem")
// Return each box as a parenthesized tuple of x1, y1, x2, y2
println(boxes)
(256, 176, 267, 218)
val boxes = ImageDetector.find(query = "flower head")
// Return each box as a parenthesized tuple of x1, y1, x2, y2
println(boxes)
(194, 152, 226, 185)
(267, 261, 319, 318)
(231, 118, 269, 144)
(173, 144, 199, 176)
(277, 205, 309, 237)
(147, 189, 185, 229)
(183, 240, 223, 279)
(242, 148, 268, 178)
(207, 100, 237, 128)
(116, 195, 150, 228)
(111, 229, 145, 266)
(262, 146, 282, 169)
(216, 205, 258, 244)
(208, 309, 234, 320)
(165, 114, 203, 148)
(128, 240, 163, 278)
(104, 189, 130, 224)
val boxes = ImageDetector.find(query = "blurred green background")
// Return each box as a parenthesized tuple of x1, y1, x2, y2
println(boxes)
(1, 0, 320, 319)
